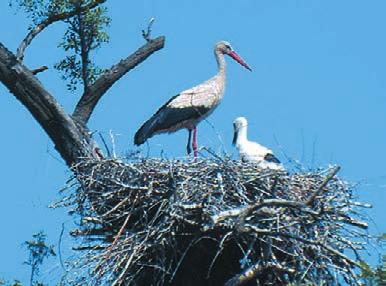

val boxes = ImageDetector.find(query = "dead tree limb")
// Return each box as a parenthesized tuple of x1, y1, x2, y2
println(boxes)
(72, 36, 165, 124)
(0, 43, 96, 165)
(1, 33, 165, 165)
(1, 1, 165, 165)
(31, 65, 48, 75)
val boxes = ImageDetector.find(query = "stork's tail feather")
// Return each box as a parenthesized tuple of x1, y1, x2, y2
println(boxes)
(134, 123, 151, 145)
(134, 115, 159, 145)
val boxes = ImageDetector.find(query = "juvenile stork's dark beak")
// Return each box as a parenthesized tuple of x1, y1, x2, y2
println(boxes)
(232, 130, 238, 146)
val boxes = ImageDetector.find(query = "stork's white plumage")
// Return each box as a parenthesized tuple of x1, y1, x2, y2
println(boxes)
(232, 117, 283, 170)
(134, 41, 251, 157)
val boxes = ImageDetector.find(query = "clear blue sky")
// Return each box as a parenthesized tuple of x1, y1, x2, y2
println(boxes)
(1, 0, 385, 284)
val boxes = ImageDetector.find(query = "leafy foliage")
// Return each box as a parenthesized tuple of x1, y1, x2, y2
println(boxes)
(11, 0, 73, 25)
(0, 280, 28, 286)
(0, 232, 55, 286)
(11, 0, 110, 91)
(377, 257, 386, 286)
(360, 235, 386, 286)
(55, 3, 110, 91)
(360, 257, 386, 286)
(0, 278, 23, 286)
(23, 231, 56, 286)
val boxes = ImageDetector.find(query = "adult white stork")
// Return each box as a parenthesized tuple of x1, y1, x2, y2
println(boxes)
(134, 41, 251, 157)
(232, 117, 284, 170)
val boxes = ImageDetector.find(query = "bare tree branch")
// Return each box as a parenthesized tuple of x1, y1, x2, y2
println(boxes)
(16, 0, 107, 61)
(0, 42, 97, 165)
(225, 262, 296, 286)
(31, 65, 48, 75)
(305, 165, 341, 205)
(60, 159, 369, 285)
(212, 198, 318, 225)
(241, 225, 361, 268)
(72, 36, 165, 124)
(279, 232, 362, 268)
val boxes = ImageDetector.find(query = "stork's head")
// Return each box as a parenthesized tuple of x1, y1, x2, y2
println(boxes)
(232, 117, 248, 145)
(233, 117, 248, 131)
(215, 41, 252, 71)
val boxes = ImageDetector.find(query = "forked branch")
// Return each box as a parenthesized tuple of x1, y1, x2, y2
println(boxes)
(72, 36, 165, 124)
(16, 0, 107, 61)
(305, 165, 341, 205)
(0, 43, 97, 165)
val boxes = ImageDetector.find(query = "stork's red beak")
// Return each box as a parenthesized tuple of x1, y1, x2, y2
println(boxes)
(228, 50, 252, 71)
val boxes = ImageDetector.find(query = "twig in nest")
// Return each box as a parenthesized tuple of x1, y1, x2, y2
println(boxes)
(98, 132, 111, 158)
(95, 212, 131, 279)
(305, 165, 341, 205)
(206, 231, 233, 278)
(225, 262, 296, 286)
(60, 158, 370, 286)
(109, 130, 117, 159)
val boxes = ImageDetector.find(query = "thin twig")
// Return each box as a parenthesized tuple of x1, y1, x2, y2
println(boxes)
(98, 132, 111, 158)
(109, 130, 117, 159)
(58, 222, 66, 271)
(142, 18, 155, 42)
(61, 158, 369, 285)
(306, 165, 341, 205)
(225, 262, 296, 286)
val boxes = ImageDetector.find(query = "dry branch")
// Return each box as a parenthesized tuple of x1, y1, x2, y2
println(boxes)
(305, 165, 341, 205)
(56, 157, 371, 285)
(73, 36, 165, 124)
(31, 65, 48, 74)
(0, 43, 97, 165)
(225, 262, 296, 286)
(1, 28, 165, 165)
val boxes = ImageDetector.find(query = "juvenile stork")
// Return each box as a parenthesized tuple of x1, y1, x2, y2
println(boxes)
(134, 41, 251, 157)
(232, 117, 284, 170)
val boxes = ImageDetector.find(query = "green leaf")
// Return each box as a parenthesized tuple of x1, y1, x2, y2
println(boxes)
(11, 0, 110, 92)
(359, 260, 375, 279)
(23, 231, 56, 285)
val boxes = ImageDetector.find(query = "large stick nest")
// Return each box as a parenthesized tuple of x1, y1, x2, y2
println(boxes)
(57, 157, 371, 286)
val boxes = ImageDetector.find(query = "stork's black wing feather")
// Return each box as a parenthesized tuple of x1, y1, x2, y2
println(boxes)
(134, 94, 211, 145)
(264, 153, 281, 164)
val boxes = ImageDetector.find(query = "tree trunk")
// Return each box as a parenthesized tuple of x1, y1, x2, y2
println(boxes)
(0, 35, 165, 166)
(0, 43, 96, 166)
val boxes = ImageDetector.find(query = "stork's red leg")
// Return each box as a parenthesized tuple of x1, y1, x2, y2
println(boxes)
(186, 129, 192, 155)
(192, 126, 197, 158)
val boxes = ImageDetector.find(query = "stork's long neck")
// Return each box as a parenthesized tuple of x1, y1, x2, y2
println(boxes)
(236, 125, 248, 145)
(215, 50, 226, 76)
